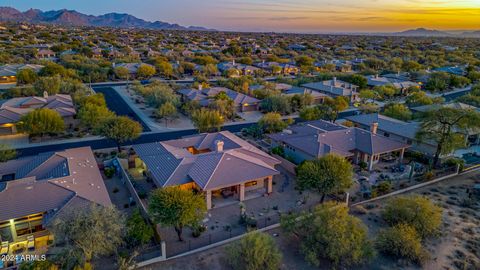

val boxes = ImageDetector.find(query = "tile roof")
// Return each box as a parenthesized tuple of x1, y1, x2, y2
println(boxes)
(178, 87, 259, 108)
(302, 79, 358, 97)
(269, 120, 410, 158)
(345, 113, 420, 140)
(0, 64, 44, 77)
(0, 94, 76, 125)
(133, 131, 280, 190)
(0, 147, 111, 222)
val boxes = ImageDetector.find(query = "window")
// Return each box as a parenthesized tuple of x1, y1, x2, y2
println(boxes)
(0, 221, 13, 242)
(245, 181, 257, 187)
(13, 214, 45, 237)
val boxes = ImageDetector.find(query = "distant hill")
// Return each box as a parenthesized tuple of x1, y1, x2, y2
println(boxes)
(462, 31, 480, 38)
(0, 7, 211, 31)
(393, 28, 452, 37)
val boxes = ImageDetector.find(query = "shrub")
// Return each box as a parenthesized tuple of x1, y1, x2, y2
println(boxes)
(444, 158, 464, 171)
(271, 146, 285, 157)
(104, 167, 115, 178)
(382, 195, 442, 239)
(226, 232, 282, 270)
(376, 223, 429, 265)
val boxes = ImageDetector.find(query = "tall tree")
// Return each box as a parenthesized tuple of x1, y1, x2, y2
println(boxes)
(20, 108, 65, 136)
(282, 202, 374, 267)
(148, 187, 207, 241)
(16, 68, 38, 85)
(258, 112, 289, 133)
(296, 154, 353, 202)
(156, 102, 178, 127)
(49, 204, 125, 269)
(383, 103, 412, 121)
(416, 107, 480, 166)
(226, 232, 282, 270)
(96, 116, 142, 151)
(114, 66, 130, 80)
(137, 64, 156, 79)
(319, 96, 349, 122)
(191, 108, 224, 133)
(78, 103, 115, 129)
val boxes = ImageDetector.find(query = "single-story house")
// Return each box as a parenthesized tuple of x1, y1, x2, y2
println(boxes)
(345, 113, 439, 156)
(268, 119, 410, 170)
(432, 66, 467, 76)
(131, 131, 280, 209)
(315, 60, 352, 72)
(0, 147, 111, 257)
(283, 87, 328, 104)
(36, 49, 56, 59)
(0, 94, 76, 135)
(217, 61, 260, 77)
(178, 86, 260, 112)
(366, 74, 420, 94)
(254, 61, 299, 75)
(113, 63, 155, 78)
(302, 77, 359, 103)
(0, 64, 44, 86)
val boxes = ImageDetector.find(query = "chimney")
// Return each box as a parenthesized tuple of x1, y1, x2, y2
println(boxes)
(375, 74, 379, 79)
(198, 84, 203, 91)
(43, 91, 48, 99)
(215, 140, 224, 152)
(332, 77, 337, 85)
(232, 59, 236, 66)
(370, 122, 378, 134)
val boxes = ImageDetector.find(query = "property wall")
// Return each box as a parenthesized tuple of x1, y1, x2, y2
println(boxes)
(270, 154, 295, 175)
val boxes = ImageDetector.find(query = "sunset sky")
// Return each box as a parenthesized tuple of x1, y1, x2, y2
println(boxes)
(2, 0, 480, 33)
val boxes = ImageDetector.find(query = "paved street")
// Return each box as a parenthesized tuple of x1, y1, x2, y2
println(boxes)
(94, 86, 152, 131)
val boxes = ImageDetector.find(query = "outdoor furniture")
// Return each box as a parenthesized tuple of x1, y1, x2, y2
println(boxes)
(27, 235, 35, 251)
(0, 241, 8, 256)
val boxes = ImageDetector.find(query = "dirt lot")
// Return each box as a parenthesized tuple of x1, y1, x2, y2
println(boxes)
(141, 170, 480, 270)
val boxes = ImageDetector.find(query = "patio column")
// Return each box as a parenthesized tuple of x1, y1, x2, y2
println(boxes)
(239, 183, 245, 202)
(265, 176, 273, 194)
(205, 190, 212, 210)
(368, 155, 374, 171)
(399, 148, 405, 163)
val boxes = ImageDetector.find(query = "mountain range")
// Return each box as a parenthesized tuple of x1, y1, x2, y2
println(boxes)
(0, 7, 211, 31)
(392, 28, 480, 38)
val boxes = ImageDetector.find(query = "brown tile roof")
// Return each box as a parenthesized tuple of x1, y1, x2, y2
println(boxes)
(269, 120, 410, 158)
(0, 94, 76, 125)
(0, 147, 111, 222)
(133, 131, 280, 191)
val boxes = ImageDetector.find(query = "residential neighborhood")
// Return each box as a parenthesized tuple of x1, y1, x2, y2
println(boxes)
(0, 2, 480, 270)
